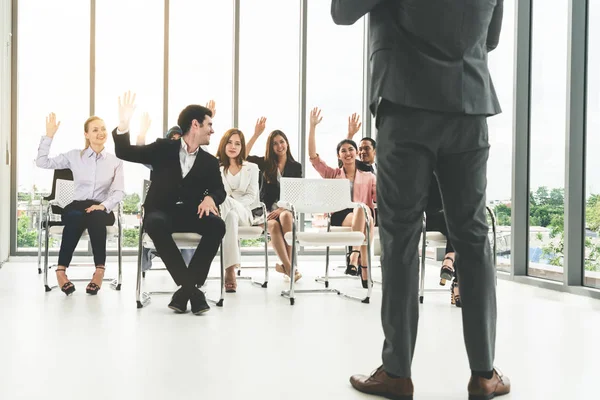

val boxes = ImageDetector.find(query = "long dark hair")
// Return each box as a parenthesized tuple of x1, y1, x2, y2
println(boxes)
(336, 139, 372, 172)
(216, 129, 246, 173)
(264, 130, 296, 184)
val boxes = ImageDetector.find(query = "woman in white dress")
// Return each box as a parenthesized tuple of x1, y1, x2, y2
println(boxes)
(216, 129, 260, 292)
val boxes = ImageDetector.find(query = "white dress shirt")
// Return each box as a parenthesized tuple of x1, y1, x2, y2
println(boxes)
(180, 139, 199, 178)
(36, 136, 125, 212)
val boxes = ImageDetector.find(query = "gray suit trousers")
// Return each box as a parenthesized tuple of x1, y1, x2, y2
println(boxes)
(376, 101, 497, 377)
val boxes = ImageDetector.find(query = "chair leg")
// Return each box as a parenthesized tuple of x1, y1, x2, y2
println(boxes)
(419, 224, 427, 304)
(37, 226, 43, 274)
(44, 226, 51, 292)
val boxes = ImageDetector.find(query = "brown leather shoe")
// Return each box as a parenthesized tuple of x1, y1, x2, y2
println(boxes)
(350, 366, 414, 400)
(468, 368, 511, 399)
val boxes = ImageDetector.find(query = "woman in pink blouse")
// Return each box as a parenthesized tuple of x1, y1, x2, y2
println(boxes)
(307, 108, 376, 288)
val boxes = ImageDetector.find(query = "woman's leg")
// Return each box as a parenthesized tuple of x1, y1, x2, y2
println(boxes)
(223, 210, 241, 291)
(268, 219, 292, 273)
(85, 210, 114, 293)
(278, 210, 294, 263)
(56, 209, 87, 291)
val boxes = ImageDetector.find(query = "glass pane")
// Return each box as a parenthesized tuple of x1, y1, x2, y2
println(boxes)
(17, 0, 90, 252)
(487, 0, 515, 271)
(169, 0, 233, 156)
(528, 0, 569, 281)
(95, 0, 164, 250)
(304, 1, 364, 242)
(239, 0, 300, 161)
(585, 1, 600, 288)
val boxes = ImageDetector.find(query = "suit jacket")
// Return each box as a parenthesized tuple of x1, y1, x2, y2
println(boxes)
(332, 0, 504, 116)
(310, 154, 377, 211)
(220, 161, 260, 208)
(247, 155, 303, 211)
(112, 129, 226, 213)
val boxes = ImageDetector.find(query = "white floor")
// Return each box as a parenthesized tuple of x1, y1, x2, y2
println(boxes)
(0, 256, 598, 400)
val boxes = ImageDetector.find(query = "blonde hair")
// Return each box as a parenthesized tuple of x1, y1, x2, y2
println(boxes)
(81, 116, 103, 155)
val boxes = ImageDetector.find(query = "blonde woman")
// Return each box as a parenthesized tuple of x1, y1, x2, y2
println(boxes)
(36, 113, 124, 296)
(216, 129, 260, 292)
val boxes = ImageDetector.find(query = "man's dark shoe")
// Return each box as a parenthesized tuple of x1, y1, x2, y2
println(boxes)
(350, 366, 413, 400)
(468, 368, 511, 400)
(168, 287, 189, 313)
(190, 288, 210, 315)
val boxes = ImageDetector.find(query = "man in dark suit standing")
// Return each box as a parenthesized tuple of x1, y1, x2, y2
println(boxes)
(332, 1, 509, 399)
(113, 91, 226, 315)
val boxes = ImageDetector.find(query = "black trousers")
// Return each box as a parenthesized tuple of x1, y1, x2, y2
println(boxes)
(58, 200, 115, 267)
(425, 209, 455, 254)
(377, 100, 496, 376)
(144, 206, 226, 288)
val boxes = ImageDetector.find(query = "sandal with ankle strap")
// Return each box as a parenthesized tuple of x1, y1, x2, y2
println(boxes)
(451, 278, 461, 308)
(440, 256, 455, 285)
(56, 268, 75, 296)
(345, 250, 360, 276)
(86, 266, 105, 295)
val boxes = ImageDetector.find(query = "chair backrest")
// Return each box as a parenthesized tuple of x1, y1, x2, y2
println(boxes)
(44, 169, 74, 214)
(141, 179, 151, 203)
(280, 178, 354, 213)
(55, 179, 75, 209)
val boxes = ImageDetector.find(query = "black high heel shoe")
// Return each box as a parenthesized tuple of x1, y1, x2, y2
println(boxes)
(56, 268, 75, 296)
(86, 266, 105, 295)
(345, 250, 361, 276)
(450, 278, 461, 308)
(440, 256, 455, 285)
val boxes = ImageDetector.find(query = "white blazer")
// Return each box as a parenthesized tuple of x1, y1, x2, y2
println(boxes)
(220, 161, 260, 208)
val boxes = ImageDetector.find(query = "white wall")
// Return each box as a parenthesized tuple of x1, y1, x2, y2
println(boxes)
(0, 0, 12, 262)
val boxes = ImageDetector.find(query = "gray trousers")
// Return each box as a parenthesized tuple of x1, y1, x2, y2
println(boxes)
(376, 101, 497, 377)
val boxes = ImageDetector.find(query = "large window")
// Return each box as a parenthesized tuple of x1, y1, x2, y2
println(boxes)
(238, 0, 300, 161)
(528, 0, 569, 281)
(16, 0, 90, 251)
(585, 1, 600, 288)
(95, 0, 164, 249)
(487, 0, 515, 271)
(304, 2, 364, 180)
(168, 0, 233, 156)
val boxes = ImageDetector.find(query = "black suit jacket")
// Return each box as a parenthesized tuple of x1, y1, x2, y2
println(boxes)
(247, 155, 302, 211)
(112, 129, 226, 213)
(332, 0, 503, 116)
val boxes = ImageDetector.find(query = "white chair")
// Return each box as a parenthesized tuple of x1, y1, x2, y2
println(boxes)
(371, 208, 498, 304)
(135, 180, 224, 309)
(42, 179, 123, 292)
(234, 202, 270, 288)
(278, 178, 373, 305)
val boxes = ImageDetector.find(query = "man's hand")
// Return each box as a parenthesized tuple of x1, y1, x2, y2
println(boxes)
(136, 112, 151, 145)
(206, 100, 217, 118)
(118, 91, 137, 132)
(45, 113, 61, 138)
(197, 196, 219, 218)
(85, 204, 106, 213)
(267, 207, 285, 221)
(310, 107, 323, 128)
(347, 113, 362, 139)
(254, 117, 267, 137)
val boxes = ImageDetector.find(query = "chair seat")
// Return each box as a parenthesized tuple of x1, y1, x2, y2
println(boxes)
(285, 231, 365, 247)
(49, 225, 120, 238)
(425, 231, 447, 243)
(238, 226, 265, 240)
(142, 232, 202, 249)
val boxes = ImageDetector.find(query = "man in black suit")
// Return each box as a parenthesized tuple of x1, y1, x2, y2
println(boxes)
(332, 1, 509, 399)
(113, 91, 226, 315)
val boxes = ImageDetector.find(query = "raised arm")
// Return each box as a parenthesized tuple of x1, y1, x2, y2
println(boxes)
(36, 113, 71, 170)
(486, 0, 504, 52)
(331, 0, 385, 25)
(113, 91, 160, 165)
(99, 160, 125, 213)
(308, 107, 323, 160)
(136, 112, 152, 146)
(347, 113, 362, 140)
(246, 116, 267, 157)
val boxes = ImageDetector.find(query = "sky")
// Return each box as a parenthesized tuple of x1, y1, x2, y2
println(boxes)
(14, 0, 600, 204)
